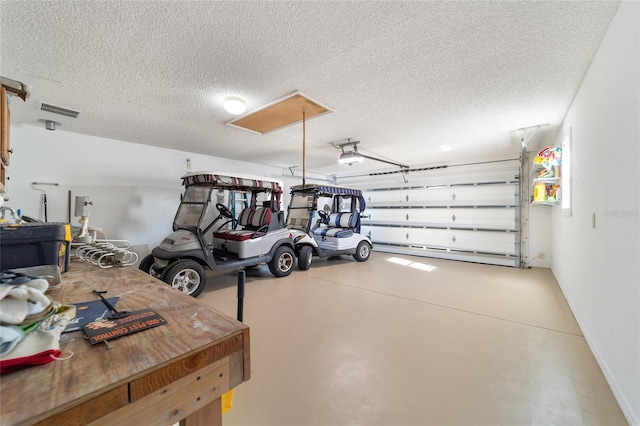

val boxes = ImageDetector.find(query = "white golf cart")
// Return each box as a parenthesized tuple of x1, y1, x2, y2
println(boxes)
(286, 184, 372, 270)
(139, 172, 296, 297)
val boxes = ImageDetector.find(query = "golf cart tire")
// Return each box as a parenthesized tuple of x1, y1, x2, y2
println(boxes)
(139, 254, 163, 279)
(298, 245, 313, 271)
(354, 241, 371, 262)
(161, 259, 206, 298)
(139, 254, 155, 274)
(268, 246, 295, 277)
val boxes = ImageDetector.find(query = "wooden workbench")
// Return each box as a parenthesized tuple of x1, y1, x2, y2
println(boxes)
(0, 260, 250, 426)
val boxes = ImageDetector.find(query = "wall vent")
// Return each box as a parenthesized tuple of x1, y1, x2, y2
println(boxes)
(40, 102, 80, 118)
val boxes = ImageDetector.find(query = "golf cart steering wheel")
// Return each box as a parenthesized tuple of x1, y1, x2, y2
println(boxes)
(216, 203, 234, 219)
(318, 209, 329, 224)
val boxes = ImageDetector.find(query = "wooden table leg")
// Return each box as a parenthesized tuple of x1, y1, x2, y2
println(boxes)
(180, 397, 222, 426)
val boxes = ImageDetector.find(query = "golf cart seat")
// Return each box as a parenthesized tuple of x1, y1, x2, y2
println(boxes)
(313, 212, 356, 238)
(214, 207, 272, 241)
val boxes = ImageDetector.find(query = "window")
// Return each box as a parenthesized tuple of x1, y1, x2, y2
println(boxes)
(562, 129, 572, 216)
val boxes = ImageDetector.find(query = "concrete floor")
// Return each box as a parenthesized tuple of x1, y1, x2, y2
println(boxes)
(198, 252, 627, 426)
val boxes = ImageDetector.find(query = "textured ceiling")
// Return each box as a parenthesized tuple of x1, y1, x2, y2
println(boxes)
(0, 1, 619, 177)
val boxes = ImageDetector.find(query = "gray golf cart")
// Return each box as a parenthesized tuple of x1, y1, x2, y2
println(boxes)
(286, 184, 372, 270)
(139, 172, 295, 297)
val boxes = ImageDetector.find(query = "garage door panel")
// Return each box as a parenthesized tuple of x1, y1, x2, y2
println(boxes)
(362, 226, 517, 255)
(365, 185, 517, 207)
(362, 207, 517, 230)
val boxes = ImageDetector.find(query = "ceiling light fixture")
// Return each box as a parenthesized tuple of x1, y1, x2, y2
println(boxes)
(338, 150, 364, 165)
(336, 139, 364, 165)
(224, 97, 246, 115)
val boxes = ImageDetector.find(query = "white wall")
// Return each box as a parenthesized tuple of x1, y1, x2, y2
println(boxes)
(551, 2, 639, 423)
(526, 201, 552, 268)
(526, 150, 553, 268)
(4, 124, 298, 251)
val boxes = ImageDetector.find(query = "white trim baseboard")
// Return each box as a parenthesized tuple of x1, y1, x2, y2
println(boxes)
(561, 292, 638, 425)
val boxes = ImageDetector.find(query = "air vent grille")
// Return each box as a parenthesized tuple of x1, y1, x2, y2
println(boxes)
(40, 102, 80, 118)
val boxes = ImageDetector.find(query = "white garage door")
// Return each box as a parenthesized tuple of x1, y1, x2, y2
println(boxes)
(339, 159, 522, 267)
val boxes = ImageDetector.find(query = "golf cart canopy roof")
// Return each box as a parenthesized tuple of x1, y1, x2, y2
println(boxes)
(181, 171, 283, 194)
(290, 184, 366, 211)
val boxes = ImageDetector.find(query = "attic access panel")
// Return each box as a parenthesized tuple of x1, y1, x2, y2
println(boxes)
(226, 91, 333, 135)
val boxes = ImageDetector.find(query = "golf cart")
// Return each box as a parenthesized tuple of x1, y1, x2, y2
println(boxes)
(139, 172, 296, 297)
(286, 184, 372, 270)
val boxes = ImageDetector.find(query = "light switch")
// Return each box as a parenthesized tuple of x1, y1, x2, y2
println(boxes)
(592, 213, 596, 228)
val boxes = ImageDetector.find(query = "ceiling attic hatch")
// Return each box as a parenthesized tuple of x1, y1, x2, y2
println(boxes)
(226, 91, 333, 135)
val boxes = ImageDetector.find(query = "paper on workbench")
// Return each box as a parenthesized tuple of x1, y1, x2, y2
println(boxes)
(63, 297, 119, 333)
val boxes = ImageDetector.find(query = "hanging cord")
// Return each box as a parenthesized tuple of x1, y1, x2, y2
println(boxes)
(302, 109, 306, 186)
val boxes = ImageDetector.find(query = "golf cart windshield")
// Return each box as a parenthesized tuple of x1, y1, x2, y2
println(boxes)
(174, 185, 218, 232)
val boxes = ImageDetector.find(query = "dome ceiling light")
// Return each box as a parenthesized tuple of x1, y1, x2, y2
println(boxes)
(224, 97, 246, 115)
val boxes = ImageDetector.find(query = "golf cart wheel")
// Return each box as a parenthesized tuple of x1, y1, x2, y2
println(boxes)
(353, 241, 371, 262)
(161, 260, 206, 298)
(268, 246, 295, 277)
(139, 254, 155, 274)
(139, 254, 163, 279)
(297, 245, 313, 271)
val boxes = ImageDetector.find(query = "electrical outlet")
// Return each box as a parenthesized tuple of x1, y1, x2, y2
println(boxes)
(538, 252, 545, 259)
